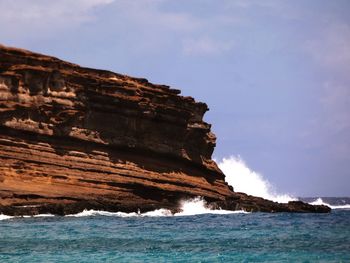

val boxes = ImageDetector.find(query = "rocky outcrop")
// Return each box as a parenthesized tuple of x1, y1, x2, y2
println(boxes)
(210, 193, 331, 213)
(0, 45, 330, 215)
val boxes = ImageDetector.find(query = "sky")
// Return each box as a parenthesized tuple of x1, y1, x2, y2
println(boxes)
(1, 0, 349, 197)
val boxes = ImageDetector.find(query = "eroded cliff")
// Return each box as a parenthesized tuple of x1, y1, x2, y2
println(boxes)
(0, 45, 330, 215)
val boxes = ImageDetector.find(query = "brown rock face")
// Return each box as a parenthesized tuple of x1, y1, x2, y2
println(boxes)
(0, 44, 233, 215)
(0, 45, 330, 215)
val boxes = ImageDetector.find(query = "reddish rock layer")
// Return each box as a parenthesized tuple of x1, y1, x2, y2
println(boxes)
(0, 45, 330, 215)
(0, 44, 233, 214)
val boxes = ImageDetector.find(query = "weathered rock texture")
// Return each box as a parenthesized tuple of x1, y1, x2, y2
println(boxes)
(0, 45, 330, 215)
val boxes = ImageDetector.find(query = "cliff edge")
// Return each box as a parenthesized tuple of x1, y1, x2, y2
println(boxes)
(0, 45, 330, 215)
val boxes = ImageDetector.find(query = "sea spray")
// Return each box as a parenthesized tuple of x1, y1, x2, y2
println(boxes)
(174, 197, 247, 216)
(217, 156, 295, 203)
(309, 198, 350, 209)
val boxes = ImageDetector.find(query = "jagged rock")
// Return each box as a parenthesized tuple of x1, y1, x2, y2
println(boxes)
(209, 193, 330, 213)
(0, 45, 330, 216)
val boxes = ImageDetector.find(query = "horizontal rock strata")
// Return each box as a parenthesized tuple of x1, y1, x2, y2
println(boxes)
(0, 45, 330, 215)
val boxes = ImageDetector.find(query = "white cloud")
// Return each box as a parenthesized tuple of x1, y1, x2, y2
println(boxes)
(112, 0, 201, 33)
(182, 37, 234, 56)
(1, 0, 239, 57)
(0, 0, 114, 39)
(1, 0, 114, 19)
(225, 0, 281, 9)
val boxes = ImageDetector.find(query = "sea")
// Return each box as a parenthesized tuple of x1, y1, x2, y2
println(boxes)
(1, 197, 349, 262)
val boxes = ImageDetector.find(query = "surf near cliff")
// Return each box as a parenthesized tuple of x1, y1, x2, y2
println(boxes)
(0, 44, 330, 216)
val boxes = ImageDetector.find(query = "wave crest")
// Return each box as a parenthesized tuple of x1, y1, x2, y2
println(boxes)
(66, 208, 174, 218)
(175, 197, 247, 216)
(309, 198, 350, 209)
(0, 214, 14, 220)
(0, 213, 54, 221)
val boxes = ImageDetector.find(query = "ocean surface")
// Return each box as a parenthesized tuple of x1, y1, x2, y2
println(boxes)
(1, 197, 349, 262)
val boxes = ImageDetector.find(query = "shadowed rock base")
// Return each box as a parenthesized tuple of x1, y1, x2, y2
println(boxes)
(0, 44, 330, 216)
(209, 193, 331, 213)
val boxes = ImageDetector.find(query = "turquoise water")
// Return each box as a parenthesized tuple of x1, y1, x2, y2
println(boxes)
(1, 209, 349, 262)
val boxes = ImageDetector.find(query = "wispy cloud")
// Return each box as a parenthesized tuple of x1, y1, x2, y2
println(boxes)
(182, 36, 234, 56)
(1, 0, 114, 20)
(1, 0, 241, 57)
(304, 23, 350, 74)
(0, 0, 114, 39)
(302, 20, 350, 153)
(111, 0, 201, 33)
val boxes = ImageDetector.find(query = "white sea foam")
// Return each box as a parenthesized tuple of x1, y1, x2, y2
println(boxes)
(174, 197, 247, 216)
(67, 210, 139, 217)
(217, 156, 296, 203)
(32, 214, 55, 217)
(0, 213, 54, 220)
(66, 197, 248, 218)
(0, 214, 14, 221)
(67, 209, 174, 218)
(309, 198, 350, 209)
(0, 198, 247, 220)
(142, 209, 174, 217)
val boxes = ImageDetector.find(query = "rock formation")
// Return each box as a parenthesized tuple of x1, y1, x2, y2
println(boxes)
(0, 45, 330, 216)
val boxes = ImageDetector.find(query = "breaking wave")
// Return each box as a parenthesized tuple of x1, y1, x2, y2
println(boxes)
(66, 209, 172, 218)
(174, 197, 248, 216)
(0, 197, 248, 220)
(309, 198, 350, 209)
(0, 214, 14, 220)
(0, 213, 54, 221)
(217, 156, 296, 203)
(67, 197, 248, 218)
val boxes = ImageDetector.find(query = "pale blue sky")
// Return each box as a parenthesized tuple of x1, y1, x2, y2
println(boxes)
(1, 0, 349, 196)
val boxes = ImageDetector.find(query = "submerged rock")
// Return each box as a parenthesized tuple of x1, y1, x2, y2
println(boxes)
(0, 45, 330, 215)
